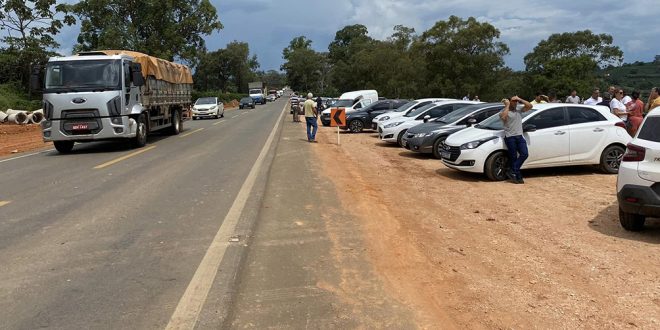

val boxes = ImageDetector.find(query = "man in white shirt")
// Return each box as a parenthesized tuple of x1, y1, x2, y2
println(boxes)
(583, 88, 602, 105)
(565, 90, 581, 104)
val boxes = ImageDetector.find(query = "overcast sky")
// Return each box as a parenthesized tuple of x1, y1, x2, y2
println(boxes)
(54, 0, 659, 71)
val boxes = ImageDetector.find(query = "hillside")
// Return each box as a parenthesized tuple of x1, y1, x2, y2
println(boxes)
(604, 60, 660, 96)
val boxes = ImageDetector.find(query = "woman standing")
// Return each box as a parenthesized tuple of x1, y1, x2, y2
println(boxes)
(610, 88, 628, 123)
(626, 91, 645, 135)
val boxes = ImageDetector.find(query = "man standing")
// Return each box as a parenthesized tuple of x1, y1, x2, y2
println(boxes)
(646, 87, 660, 113)
(565, 90, 581, 104)
(530, 92, 548, 105)
(499, 96, 533, 184)
(291, 95, 301, 122)
(304, 93, 318, 142)
(583, 88, 602, 105)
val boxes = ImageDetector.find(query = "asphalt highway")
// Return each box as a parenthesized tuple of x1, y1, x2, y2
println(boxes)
(0, 99, 286, 329)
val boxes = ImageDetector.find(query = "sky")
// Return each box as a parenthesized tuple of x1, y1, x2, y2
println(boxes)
(53, 0, 659, 71)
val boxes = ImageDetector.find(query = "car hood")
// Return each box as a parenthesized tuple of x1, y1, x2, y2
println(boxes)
(194, 104, 217, 110)
(374, 111, 405, 121)
(381, 115, 417, 126)
(240, 101, 253, 104)
(445, 126, 504, 146)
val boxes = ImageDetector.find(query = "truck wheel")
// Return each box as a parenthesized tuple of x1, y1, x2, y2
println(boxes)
(131, 114, 148, 148)
(168, 109, 181, 135)
(53, 141, 74, 154)
(619, 207, 646, 231)
(485, 151, 509, 181)
(600, 145, 625, 174)
(432, 136, 448, 159)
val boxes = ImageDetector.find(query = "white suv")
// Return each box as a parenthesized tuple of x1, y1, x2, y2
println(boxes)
(617, 108, 660, 231)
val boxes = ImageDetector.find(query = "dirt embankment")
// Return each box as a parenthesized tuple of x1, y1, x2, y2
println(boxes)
(312, 127, 660, 329)
(0, 124, 51, 157)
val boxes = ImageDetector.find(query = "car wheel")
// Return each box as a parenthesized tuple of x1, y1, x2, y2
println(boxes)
(221, 111, 224, 118)
(619, 207, 646, 231)
(349, 119, 364, 133)
(322, 122, 330, 127)
(485, 151, 509, 181)
(397, 129, 408, 147)
(53, 141, 74, 154)
(131, 114, 148, 148)
(600, 145, 625, 174)
(431, 136, 448, 159)
(168, 109, 181, 135)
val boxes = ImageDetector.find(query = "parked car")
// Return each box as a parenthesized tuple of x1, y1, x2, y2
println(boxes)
(266, 94, 277, 102)
(239, 97, 255, 109)
(617, 108, 660, 231)
(442, 104, 631, 181)
(192, 97, 224, 119)
(372, 98, 453, 130)
(321, 90, 379, 126)
(379, 100, 479, 146)
(343, 99, 410, 133)
(402, 103, 504, 158)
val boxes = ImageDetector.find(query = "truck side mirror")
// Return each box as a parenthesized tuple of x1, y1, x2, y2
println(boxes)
(131, 64, 145, 87)
(30, 65, 43, 93)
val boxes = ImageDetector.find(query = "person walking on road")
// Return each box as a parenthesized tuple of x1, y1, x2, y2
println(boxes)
(500, 96, 533, 184)
(304, 93, 318, 142)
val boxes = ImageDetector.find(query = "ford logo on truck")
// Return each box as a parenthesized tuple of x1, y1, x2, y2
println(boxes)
(72, 97, 87, 104)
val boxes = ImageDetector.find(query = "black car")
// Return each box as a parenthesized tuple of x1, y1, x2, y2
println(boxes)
(239, 97, 255, 109)
(342, 99, 409, 132)
(401, 103, 503, 158)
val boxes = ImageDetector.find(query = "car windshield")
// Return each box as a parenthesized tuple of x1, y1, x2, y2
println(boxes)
(332, 99, 354, 108)
(477, 108, 537, 130)
(45, 60, 121, 92)
(435, 104, 490, 124)
(393, 101, 415, 112)
(196, 97, 216, 105)
(241, 98, 253, 103)
(405, 103, 438, 118)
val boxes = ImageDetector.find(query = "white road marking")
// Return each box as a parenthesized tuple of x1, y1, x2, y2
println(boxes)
(179, 128, 205, 138)
(212, 120, 226, 126)
(0, 201, 11, 207)
(165, 103, 287, 329)
(0, 149, 54, 164)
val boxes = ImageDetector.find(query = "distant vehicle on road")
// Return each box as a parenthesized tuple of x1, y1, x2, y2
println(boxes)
(34, 50, 192, 153)
(266, 94, 276, 102)
(239, 97, 256, 109)
(402, 103, 504, 158)
(248, 81, 266, 105)
(192, 97, 224, 120)
(442, 104, 631, 181)
(617, 108, 660, 231)
(342, 99, 410, 133)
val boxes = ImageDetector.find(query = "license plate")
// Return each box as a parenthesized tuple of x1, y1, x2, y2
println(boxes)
(72, 124, 89, 130)
(441, 151, 451, 159)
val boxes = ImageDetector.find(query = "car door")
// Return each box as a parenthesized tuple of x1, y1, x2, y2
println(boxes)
(523, 107, 571, 166)
(368, 101, 394, 121)
(566, 106, 610, 163)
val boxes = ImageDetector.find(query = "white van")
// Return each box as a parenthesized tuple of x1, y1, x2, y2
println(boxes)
(321, 90, 378, 126)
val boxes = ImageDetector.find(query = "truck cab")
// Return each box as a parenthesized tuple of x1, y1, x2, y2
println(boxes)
(249, 88, 265, 105)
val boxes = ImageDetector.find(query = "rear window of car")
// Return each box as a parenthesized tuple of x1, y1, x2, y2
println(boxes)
(638, 117, 660, 142)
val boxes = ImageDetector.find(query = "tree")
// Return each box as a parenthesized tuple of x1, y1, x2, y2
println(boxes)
(327, 24, 374, 91)
(416, 16, 509, 98)
(282, 36, 312, 61)
(194, 41, 259, 93)
(70, 0, 222, 65)
(0, 0, 75, 90)
(524, 30, 623, 97)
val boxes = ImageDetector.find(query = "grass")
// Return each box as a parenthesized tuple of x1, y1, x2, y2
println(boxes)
(0, 83, 41, 111)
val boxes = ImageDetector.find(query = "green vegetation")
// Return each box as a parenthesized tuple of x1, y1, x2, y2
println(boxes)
(0, 83, 41, 111)
(604, 61, 660, 97)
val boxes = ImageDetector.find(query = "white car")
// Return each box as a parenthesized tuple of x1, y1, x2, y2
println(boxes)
(442, 104, 631, 180)
(617, 108, 660, 231)
(379, 100, 479, 146)
(192, 97, 224, 120)
(372, 98, 453, 130)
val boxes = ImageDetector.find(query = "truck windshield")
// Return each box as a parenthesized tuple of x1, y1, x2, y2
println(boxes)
(331, 99, 354, 108)
(45, 60, 121, 92)
(249, 89, 262, 94)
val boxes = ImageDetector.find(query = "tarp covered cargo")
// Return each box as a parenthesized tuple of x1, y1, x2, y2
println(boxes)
(95, 50, 193, 85)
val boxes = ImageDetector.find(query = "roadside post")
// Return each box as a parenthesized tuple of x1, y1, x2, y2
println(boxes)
(330, 107, 346, 145)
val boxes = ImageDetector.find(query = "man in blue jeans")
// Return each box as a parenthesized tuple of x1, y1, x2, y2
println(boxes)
(499, 96, 533, 184)
(303, 93, 318, 142)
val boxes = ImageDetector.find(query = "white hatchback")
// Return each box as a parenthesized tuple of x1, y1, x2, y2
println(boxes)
(192, 97, 224, 120)
(617, 108, 660, 231)
(442, 104, 631, 180)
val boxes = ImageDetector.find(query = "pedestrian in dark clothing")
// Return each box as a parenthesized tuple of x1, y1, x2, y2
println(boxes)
(499, 96, 533, 184)
(316, 96, 324, 115)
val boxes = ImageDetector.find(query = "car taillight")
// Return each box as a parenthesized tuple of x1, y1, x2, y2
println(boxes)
(622, 143, 646, 162)
(615, 122, 626, 129)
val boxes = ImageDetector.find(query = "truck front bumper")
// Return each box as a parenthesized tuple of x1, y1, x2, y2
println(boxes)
(42, 116, 137, 142)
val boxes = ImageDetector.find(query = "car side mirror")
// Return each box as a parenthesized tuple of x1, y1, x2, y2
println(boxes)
(466, 117, 477, 127)
(423, 115, 431, 123)
(523, 124, 536, 132)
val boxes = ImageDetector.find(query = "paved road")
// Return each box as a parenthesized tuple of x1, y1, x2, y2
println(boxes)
(0, 99, 285, 329)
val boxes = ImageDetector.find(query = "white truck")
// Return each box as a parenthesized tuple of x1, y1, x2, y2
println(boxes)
(32, 50, 193, 153)
(248, 81, 266, 105)
(321, 90, 378, 126)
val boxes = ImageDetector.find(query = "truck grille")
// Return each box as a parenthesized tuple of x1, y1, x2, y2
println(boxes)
(61, 109, 102, 135)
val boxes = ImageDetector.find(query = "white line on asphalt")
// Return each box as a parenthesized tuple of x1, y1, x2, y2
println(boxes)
(212, 120, 226, 126)
(93, 145, 157, 169)
(0, 201, 11, 207)
(231, 115, 239, 118)
(179, 128, 205, 138)
(0, 149, 54, 164)
(165, 103, 287, 330)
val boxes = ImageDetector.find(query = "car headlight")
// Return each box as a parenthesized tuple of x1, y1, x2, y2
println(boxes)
(414, 132, 434, 138)
(384, 121, 404, 128)
(380, 116, 390, 121)
(210, 106, 217, 110)
(460, 136, 498, 150)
